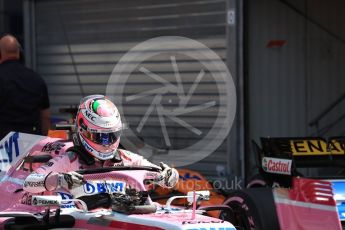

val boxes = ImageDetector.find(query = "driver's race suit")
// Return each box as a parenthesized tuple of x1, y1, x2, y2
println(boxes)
(23, 149, 178, 193)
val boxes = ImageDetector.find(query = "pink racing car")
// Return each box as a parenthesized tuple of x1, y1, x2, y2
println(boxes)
(0, 132, 236, 230)
(217, 138, 343, 230)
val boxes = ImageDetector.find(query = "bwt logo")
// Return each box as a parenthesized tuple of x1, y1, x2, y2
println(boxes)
(83, 181, 125, 194)
(0, 132, 19, 165)
(57, 192, 76, 209)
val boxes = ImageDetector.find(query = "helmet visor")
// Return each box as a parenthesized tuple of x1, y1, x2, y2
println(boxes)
(82, 130, 121, 146)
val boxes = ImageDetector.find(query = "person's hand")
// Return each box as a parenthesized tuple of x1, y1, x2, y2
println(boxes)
(159, 162, 179, 188)
(58, 172, 85, 190)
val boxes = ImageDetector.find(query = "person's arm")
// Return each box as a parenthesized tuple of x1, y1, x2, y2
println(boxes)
(39, 77, 50, 136)
(40, 108, 51, 136)
(118, 149, 179, 188)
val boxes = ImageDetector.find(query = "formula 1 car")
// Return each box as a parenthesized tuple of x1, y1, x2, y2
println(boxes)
(151, 137, 344, 230)
(239, 137, 345, 229)
(0, 132, 236, 230)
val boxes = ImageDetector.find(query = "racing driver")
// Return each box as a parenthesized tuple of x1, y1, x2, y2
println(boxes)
(23, 95, 178, 194)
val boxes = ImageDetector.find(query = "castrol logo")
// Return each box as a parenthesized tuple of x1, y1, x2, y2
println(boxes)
(262, 157, 292, 175)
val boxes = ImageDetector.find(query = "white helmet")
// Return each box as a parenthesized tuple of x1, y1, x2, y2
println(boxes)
(76, 95, 122, 160)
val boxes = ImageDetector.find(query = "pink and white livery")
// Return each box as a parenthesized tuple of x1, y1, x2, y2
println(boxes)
(24, 95, 179, 194)
(0, 132, 236, 230)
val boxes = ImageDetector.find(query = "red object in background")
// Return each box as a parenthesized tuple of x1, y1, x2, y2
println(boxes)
(266, 40, 287, 48)
(289, 177, 335, 206)
(48, 130, 68, 140)
(275, 177, 341, 230)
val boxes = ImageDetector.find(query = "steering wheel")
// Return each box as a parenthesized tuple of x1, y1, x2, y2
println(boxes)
(76, 166, 162, 175)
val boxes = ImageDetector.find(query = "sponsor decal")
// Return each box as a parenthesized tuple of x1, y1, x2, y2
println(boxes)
(84, 110, 96, 122)
(41, 142, 65, 155)
(98, 152, 112, 159)
(31, 197, 59, 206)
(0, 132, 19, 164)
(262, 157, 292, 175)
(183, 220, 224, 224)
(0, 132, 45, 176)
(120, 151, 132, 161)
(80, 137, 94, 153)
(46, 162, 54, 167)
(289, 139, 345, 156)
(24, 181, 45, 187)
(26, 173, 45, 178)
(83, 180, 126, 194)
(21, 193, 33, 205)
(32, 197, 38, 205)
(56, 192, 76, 209)
(102, 121, 116, 128)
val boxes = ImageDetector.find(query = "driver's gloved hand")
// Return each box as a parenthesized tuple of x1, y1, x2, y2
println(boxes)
(159, 162, 179, 188)
(58, 172, 85, 190)
(44, 171, 85, 191)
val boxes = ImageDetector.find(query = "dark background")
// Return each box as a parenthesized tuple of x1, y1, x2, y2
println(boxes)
(1, 0, 344, 183)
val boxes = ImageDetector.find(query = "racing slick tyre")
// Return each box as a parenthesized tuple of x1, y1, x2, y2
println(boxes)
(246, 174, 268, 188)
(219, 188, 279, 230)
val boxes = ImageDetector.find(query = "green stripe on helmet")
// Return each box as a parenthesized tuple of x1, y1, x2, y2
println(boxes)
(92, 100, 101, 113)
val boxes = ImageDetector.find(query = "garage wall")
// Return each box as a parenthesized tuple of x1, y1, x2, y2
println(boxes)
(305, 0, 345, 137)
(249, 0, 345, 139)
(248, 0, 307, 140)
(27, 0, 231, 179)
(248, 0, 345, 172)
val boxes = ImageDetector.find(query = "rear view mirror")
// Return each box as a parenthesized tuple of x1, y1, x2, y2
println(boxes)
(187, 190, 210, 203)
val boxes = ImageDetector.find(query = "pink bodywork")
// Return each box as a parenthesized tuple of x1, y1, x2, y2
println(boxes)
(67, 170, 230, 229)
(0, 135, 235, 230)
(0, 136, 73, 212)
(274, 177, 342, 230)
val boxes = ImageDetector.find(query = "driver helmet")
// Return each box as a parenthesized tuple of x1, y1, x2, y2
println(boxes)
(76, 95, 122, 160)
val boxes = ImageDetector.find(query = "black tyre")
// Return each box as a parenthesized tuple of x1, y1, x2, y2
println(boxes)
(246, 174, 268, 188)
(219, 188, 280, 230)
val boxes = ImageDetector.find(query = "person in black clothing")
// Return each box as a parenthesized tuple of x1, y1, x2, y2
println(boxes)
(0, 34, 50, 139)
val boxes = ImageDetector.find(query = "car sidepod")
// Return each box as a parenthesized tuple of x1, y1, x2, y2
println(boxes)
(274, 177, 341, 230)
(67, 210, 236, 230)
